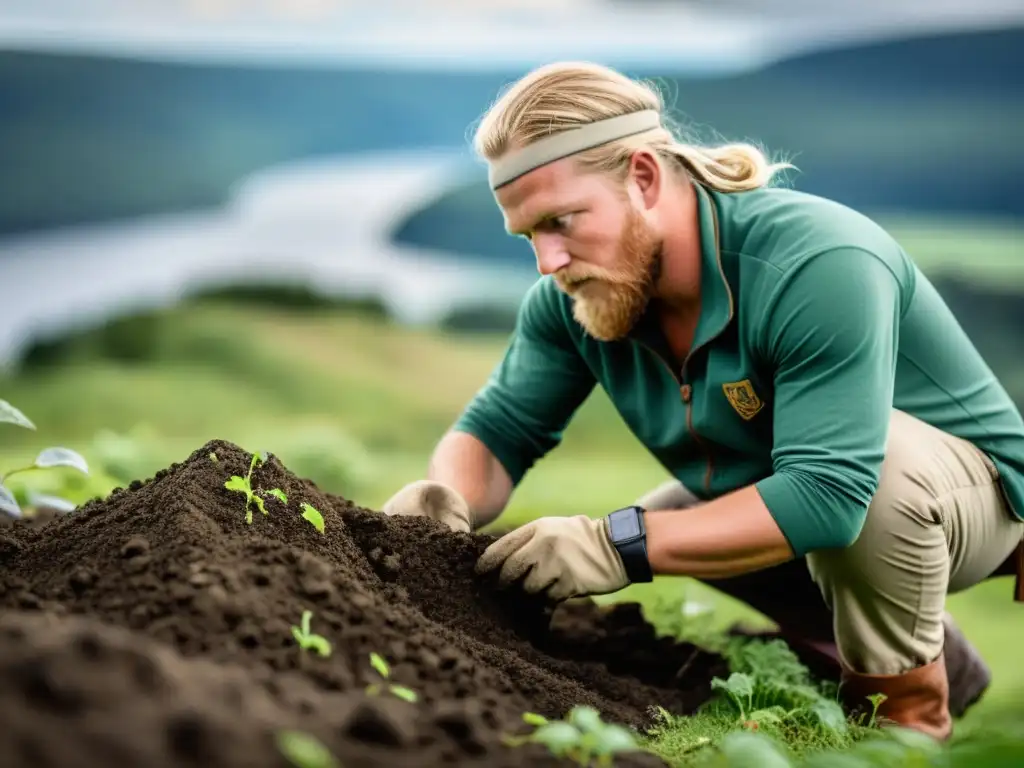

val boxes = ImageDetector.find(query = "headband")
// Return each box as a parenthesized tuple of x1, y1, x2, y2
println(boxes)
(487, 109, 662, 190)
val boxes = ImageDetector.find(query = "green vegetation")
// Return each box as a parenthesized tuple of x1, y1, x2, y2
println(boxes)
(291, 610, 332, 658)
(504, 706, 641, 765)
(225, 450, 278, 524)
(0, 398, 90, 518)
(222, 449, 325, 532)
(276, 730, 339, 768)
(366, 652, 418, 703)
(300, 502, 325, 534)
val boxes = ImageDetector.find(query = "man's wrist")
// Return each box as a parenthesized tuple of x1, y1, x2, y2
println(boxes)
(604, 505, 654, 583)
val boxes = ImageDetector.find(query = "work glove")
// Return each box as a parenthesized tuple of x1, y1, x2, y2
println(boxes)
(381, 479, 473, 533)
(475, 515, 629, 602)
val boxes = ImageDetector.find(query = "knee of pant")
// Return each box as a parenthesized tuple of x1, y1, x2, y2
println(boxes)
(807, 477, 938, 593)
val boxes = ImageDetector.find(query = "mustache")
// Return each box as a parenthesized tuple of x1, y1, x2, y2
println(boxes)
(559, 274, 595, 287)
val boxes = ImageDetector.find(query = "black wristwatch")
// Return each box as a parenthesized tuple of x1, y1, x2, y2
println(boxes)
(605, 505, 654, 583)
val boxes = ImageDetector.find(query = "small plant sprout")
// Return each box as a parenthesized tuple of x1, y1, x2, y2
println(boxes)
(711, 672, 800, 730)
(300, 502, 325, 534)
(225, 451, 267, 524)
(504, 705, 639, 766)
(365, 652, 418, 702)
(0, 398, 90, 519)
(275, 729, 338, 768)
(865, 692, 888, 728)
(291, 610, 331, 657)
(224, 450, 288, 524)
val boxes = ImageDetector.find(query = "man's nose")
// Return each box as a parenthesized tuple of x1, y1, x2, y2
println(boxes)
(534, 236, 571, 276)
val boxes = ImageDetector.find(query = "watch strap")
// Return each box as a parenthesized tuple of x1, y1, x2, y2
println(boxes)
(605, 505, 654, 583)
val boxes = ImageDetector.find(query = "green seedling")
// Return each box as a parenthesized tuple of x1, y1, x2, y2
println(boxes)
(300, 502, 325, 533)
(365, 652, 417, 702)
(865, 693, 888, 728)
(225, 451, 287, 524)
(225, 451, 266, 524)
(504, 705, 639, 766)
(711, 672, 808, 731)
(291, 610, 331, 657)
(275, 729, 338, 768)
(0, 398, 89, 519)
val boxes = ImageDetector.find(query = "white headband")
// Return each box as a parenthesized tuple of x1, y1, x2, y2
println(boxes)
(487, 109, 662, 190)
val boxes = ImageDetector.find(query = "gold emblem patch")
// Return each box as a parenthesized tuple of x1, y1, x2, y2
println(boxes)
(722, 379, 764, 421)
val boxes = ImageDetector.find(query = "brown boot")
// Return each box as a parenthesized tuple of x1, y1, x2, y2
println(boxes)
(839, 655, 953, 741)
(726, 610, 989, 720)
(942, 613, 991, 717)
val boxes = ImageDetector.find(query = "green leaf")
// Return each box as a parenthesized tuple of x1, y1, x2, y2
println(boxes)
(592, 724, 638, 755)
(522, 712, 549, 727)
(253, 494, 267, 516)
(748, 706, 787, 725)
(34, 446, 89, 475)
(882, 726, 944, 755)
(26, 492, 77, 514)
(389, 685, 418, 703)
(370, 652, 389, 678)
(300, 502, 325, 533)
(225, 476, 250, 493)
(568, 705, 603, 735)
(309, 637, 332, 657)
(530, 722, 581, 756)
(800, 753, 874, 768)
(717, 731, 793, 768)
(276, 729, 338, 768)
(852, 740, 922, 764)
(0, 399, 35, 430)
(721, 672, 754, 699)
(266, 488, 288, 503)
(0, 483, 22, 519)
(810, 699, 849, 734)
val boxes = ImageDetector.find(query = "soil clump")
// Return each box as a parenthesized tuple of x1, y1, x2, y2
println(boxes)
(0, 440, 728, 767)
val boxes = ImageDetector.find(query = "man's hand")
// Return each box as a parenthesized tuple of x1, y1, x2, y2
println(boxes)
(475, 515, 629, 601)
(381, 479, 473, 533)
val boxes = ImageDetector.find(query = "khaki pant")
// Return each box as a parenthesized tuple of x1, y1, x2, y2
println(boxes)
(638, 409, 1024, 676)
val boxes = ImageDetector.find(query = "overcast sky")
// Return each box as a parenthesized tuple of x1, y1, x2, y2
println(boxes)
(0, 0, 1021, 71)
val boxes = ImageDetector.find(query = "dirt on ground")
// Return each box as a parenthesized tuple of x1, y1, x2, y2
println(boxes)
(0, 440, 730, 768)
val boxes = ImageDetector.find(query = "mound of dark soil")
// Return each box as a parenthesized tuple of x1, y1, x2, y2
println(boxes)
(0, 440, 728, 767)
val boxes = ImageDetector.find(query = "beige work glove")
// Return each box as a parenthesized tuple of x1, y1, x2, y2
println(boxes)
(381, 479, 473, 533)
(474, 515, 629, 602)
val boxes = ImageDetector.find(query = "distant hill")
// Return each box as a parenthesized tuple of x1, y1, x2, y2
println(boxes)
(0, 24, 1021, 237)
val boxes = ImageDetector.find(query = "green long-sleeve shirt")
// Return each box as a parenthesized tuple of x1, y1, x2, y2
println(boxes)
(452, 182, 1024, 557)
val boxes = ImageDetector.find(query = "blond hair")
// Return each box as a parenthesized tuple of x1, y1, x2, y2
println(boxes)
(473, 61, 794, 193)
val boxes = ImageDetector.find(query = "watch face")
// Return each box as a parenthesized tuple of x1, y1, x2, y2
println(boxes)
(609, 508, 642, 541)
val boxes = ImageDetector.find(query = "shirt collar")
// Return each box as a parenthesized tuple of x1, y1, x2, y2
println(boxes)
(627, 182, 736, 362)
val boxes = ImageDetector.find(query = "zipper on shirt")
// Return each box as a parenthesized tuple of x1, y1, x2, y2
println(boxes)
(682, 195, 736, 495)
(641, 194, 735, 497)
(634, 338, 717, 495)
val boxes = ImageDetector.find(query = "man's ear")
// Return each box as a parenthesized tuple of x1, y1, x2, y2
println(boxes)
(628, 149, 662, 210)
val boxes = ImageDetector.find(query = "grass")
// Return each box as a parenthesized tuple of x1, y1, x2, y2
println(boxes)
(4, 296, 1024, 766)
(878, 214, 1024, 291)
